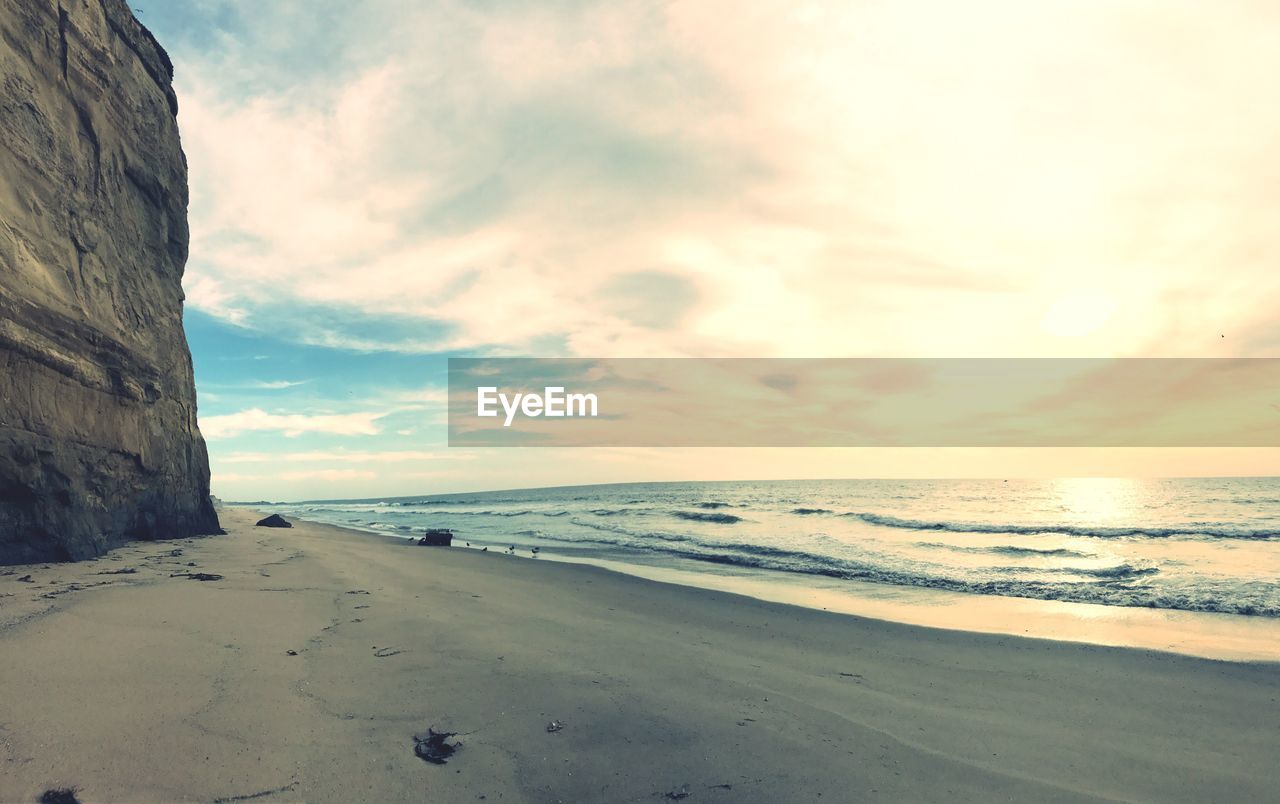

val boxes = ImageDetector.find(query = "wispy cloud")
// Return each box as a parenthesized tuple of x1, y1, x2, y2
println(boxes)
(202, 379, 311, 390)
(250, 379, 309, 389)
(222, 450, 466, 464)
(280, 469, 377, 481)
(201, 409, 388, 438)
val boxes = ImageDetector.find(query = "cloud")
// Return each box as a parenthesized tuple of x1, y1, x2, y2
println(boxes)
(279, 469, 377, 481)
(221, 450, 464, 464)
(184, 274, 249, 326)
(163, 1, 1280, 497)
(202, 379, 311, 390)
(249, 379, 310, 390)
(201, 408, 387, 438)
(170, 0, 1280, 360)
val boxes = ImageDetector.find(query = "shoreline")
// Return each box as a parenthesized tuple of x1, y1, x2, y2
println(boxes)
(2, 508, 1278, 801)
(290, 510, 1280, 663)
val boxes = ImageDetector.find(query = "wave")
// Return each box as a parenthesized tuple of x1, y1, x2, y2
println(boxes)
(998, 562, 1161, 580)
(848, 512, 1280, 540)
(917, 542, 1094, 559)
(672, 511, 742, 524)
(547, 528, 1272, 616)
(694, 501, 733, 509)
(569, 518, 696, 544)
(792, 507, 834, 515)
(588, 508, 645, 517)
(387, 497, 536, 507)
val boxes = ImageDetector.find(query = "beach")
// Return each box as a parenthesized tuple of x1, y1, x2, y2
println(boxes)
(2, 508, 1277, 802)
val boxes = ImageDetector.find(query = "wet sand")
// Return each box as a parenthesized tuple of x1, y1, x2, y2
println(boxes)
(1, 508, 1277, 802)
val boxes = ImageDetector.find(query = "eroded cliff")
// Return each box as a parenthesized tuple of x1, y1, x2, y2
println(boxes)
(0, 0, 219, 563)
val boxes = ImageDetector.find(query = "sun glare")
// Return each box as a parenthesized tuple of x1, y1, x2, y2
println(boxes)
(1040, 291, 1118, 338)
(1052, 477, 1142, 525)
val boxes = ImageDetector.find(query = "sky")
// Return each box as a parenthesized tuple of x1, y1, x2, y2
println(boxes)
(135, 0, 1280, 500)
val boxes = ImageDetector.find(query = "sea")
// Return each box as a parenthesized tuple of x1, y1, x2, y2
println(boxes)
(255, 478, 1280, 629)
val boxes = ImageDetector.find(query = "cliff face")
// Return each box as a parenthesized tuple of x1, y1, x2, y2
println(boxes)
(0, 0, 219, 563)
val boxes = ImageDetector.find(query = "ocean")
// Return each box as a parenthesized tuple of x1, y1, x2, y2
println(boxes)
(256, 477, 1280, 620)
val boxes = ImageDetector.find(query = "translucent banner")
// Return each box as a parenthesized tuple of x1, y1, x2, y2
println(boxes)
(447, 358, 1280, 447)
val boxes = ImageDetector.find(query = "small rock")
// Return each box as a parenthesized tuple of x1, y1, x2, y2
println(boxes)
(256, 514, 293, 528)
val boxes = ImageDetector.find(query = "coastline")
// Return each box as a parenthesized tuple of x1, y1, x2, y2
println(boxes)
(2, 508, 1278, 801)
(284, 506, 1280, 664)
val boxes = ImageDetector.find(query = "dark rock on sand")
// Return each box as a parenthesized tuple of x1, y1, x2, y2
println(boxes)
(0, 0, 220, 564)
(256, 515, 293, 528)
(416, 529, 453, 546)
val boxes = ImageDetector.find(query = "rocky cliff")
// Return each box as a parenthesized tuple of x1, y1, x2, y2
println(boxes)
(0, 0, 220, 563)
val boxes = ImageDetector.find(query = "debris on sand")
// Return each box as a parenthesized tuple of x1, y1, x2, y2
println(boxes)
(345, 589, 370, 595)
(286, 650, 298, 656)
(413, 729, 461, 765)
(546, 720, 565, 733)
(17, 574, 33, 582)
(97, 567, 138, 575)
(171, 572, 224, 581)
(664, 785, 692, 800)
(211, 782, 298, 803)
(38, 788, 81, 804)
(255, 514, 293, 528)
(373, 647, 402, 658)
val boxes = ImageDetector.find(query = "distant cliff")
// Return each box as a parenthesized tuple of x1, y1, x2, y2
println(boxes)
(0, 0, 219, 563)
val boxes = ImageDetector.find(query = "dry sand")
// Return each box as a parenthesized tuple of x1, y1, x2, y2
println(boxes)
(1, 508, 1277, 802)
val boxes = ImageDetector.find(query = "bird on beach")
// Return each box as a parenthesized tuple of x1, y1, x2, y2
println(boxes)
(531, 547, 540, 558)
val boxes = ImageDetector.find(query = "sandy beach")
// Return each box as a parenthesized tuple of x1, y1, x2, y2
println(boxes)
(2, 508, 1277, 803)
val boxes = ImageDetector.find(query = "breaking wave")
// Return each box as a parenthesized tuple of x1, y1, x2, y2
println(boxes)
(672, 511, 743, 524)
(848, 512, 1280, 540)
